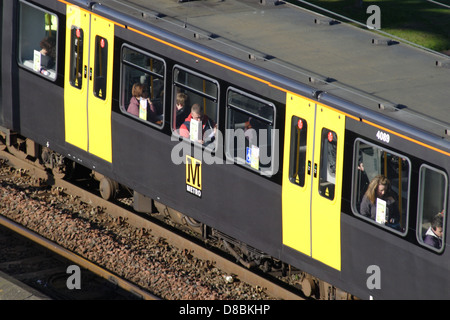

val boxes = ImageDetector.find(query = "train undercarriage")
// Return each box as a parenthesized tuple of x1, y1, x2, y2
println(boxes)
(0, 131, 353, 299)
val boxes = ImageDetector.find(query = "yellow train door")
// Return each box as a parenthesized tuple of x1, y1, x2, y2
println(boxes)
(64, 5, 113, 162)
(282, 93, 345, 270)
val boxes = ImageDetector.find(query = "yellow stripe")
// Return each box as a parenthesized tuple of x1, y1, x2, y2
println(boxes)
(363, 119, 450, 157)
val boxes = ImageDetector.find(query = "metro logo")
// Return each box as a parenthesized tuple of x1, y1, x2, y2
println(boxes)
(186, 156, 202, 198)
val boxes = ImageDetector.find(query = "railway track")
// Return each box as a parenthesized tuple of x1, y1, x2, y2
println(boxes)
(0, 148, 305, 300)
(0, 224, 153, 300)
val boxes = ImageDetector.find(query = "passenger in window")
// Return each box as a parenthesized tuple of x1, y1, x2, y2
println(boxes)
(39, 36, 56, 69)
(423, 213, 443, 249)
(175, 92, 190, 128)
(127, 83, 157, 121)
(360, 175, 400, 230)
(179, 103, 217, 145)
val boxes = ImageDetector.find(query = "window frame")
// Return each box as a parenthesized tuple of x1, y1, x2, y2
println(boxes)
(17, 0, 59, 81)
(93, 35, 108, 100)
(416, 164, 447, 252)
(119, 44, 166, 128)
(68, 26, 84, 90)
(288, 115, 308, 188)
(318, 128, 337, 201)
(171, 65, 220, 141)
(351, 138, 411, 236)
(224, 87, 277, 176)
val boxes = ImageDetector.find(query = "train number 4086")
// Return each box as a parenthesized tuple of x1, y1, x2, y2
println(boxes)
(376, 130, 390, 143)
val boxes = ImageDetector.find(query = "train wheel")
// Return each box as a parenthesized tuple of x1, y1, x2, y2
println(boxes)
(99, 176, 119, 201)
(300, 276, 317, 298)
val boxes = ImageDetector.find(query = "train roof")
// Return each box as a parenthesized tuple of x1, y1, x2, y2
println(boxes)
(90, 0, 450, 140)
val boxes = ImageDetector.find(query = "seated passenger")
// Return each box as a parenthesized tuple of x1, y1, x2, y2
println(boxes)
(127, 83, 157, 120)
(179, 103, 217, 144)
(423, 213, 443, 249)
(175, 92, 190, 128)
(360, 175, 400, 229)
(39, 36, 56, 69)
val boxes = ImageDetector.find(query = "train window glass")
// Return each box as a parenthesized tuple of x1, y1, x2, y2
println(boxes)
(289, 116, 308, 187)
(17, 1, 58, 80)
(319, 128, 337, 200)
(225, 88, 275, 174)
(417, 165, 447, 252)
(120, 46, 165, 126)
(173, 67, 218, 145)
(352, 139, 410, 234)
(69, 27, 83, 89)
(93, 36, 108, 100)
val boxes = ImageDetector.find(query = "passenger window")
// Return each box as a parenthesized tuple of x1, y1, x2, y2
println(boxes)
(69, 27, 83, 89)
(173, 67, 218, 145)
(417, 165, 447, 252)
(17, 1, 58, 80)
(225, 89, 275, 174)
(120, 46, 165, 126)
(289, 116, 308, 187)
(93, 36, 108, 100)
(319, 128, 337, 200)
(352, 139, 410, 234)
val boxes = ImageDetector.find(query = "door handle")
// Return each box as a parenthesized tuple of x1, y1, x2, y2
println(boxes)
(89, 67, 92, 80)
(307, 160, 311, 175)
(314, 163, 317, 178)
(84, 65, 87, 78)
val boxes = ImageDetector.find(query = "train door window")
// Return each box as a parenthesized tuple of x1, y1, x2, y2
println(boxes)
(17, 1, 58, 80)
(352, 139, 410, 235)
(173, 66, 218, 145)
(289, 116, 308, 187)
(225, 88, 275, 175)
(69, 27, 84, 89)
(120, 46, 165, 127)
(93, 36, 108, 100)
(319, 129, 337, 200)
(417, 165, 447, 252)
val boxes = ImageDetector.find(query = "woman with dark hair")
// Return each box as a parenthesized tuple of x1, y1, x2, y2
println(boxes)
(39, 36, 56, 69)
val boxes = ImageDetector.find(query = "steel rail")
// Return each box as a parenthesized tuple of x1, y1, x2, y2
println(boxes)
(0, 214, 160, 300)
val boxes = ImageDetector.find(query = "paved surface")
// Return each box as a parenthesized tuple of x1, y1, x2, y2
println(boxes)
(0, 270, 50, 300)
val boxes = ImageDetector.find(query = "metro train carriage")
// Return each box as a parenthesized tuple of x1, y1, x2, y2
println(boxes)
(1, 0, 449, 299)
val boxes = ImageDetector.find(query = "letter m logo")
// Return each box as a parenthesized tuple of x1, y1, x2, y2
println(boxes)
(186, 155, 202, 190)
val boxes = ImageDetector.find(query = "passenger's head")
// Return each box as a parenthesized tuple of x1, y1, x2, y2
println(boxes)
(190, 103, 203, 121)
(40, 37, 56, 57)
(176, 92, 188, 108)
(431, 213, 443, 237)
(132, 83, 145, 98)
(365, 175, 391, 203)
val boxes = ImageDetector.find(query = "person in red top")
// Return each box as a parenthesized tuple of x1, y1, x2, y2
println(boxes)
(179, 103, 217, 145)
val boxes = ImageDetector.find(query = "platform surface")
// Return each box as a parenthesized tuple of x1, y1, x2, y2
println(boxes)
(0, 270, 50, 300)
